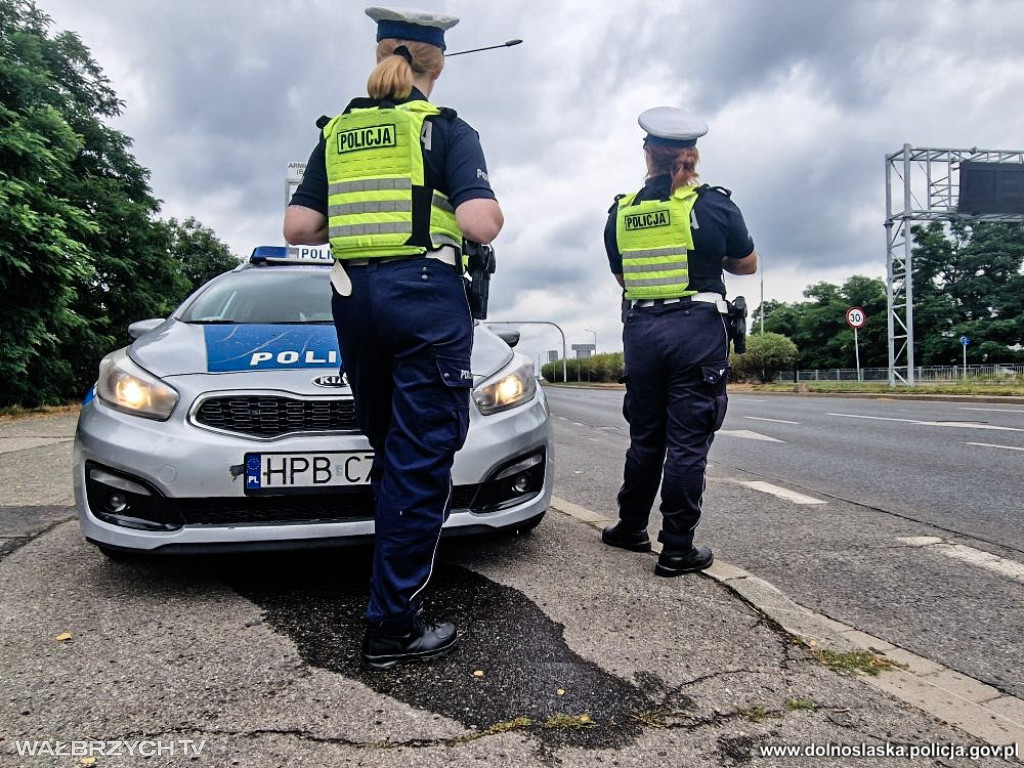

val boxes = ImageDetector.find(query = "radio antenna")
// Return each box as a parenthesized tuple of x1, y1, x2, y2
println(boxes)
(445, 39, 523, 57)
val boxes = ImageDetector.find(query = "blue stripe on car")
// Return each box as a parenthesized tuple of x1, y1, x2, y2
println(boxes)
(204, 325, 342, 372)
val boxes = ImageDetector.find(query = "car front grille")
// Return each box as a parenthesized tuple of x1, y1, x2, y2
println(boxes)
(193, 396, 359, 437)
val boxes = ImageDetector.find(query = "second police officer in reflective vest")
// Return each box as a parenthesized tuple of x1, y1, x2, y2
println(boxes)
(601, 107, 758, 576)
(283, 6, 503, 668)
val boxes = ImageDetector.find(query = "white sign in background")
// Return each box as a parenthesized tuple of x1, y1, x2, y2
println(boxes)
(286, 161, 307, 206)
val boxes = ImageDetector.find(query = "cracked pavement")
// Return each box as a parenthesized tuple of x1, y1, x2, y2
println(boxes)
(0, 413, 1018, 766)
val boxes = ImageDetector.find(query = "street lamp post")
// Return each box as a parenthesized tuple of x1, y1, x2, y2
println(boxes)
(482, 320, 567, 383)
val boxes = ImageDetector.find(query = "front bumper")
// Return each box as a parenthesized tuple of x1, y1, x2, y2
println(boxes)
(74, 388, 552, 553)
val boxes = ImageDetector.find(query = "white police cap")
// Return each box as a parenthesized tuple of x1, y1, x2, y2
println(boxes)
(365, 6, 459, 51)
(639, 107, 709, 148)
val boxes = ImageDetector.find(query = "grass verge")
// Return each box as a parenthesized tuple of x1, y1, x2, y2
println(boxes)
(0, 403, 81, 422)
(811, 648, 907, 676)
(736, 379, 1024, 396)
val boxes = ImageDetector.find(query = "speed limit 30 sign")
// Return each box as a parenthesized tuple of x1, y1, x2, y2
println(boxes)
(846, 307, 866, 329)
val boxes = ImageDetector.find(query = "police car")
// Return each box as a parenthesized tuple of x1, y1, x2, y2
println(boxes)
(73, 246, 552, 555)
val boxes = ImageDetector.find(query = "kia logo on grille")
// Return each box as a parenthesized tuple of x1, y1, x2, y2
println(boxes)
(313, 374, 347, 388)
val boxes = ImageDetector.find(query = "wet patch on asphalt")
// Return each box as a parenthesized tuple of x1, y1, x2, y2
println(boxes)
(221, 547, 690, 750)
(0, 505, 75, 563)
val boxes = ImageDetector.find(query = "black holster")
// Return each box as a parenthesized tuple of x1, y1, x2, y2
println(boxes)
(727, 296, 748, 355)
(464, 241, 496, 320)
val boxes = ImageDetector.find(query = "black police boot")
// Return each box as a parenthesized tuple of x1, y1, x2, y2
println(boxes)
(361, 615, 458, 670)
(602, 522, 652, 552)
(655, 545, 714, 577)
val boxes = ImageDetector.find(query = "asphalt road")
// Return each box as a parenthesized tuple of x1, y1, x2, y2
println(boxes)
(2, 407, 1023, 766)
(545, 386, 1024, 700)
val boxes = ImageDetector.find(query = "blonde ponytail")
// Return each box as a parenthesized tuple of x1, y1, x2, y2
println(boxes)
(367, 55, 413, 100)
(367, 39, 444, 100)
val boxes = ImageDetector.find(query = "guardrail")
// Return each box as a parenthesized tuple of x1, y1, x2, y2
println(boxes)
(795, 364, 1024, 383)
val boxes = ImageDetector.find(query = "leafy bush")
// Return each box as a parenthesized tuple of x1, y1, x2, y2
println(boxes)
(542, 352, 624, 383)
(730, 332, 799, 383)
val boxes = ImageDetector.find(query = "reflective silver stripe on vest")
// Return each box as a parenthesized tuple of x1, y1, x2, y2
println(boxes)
(431, 193, 455, 214)
(329, 221, 413, 238)
(622, 246, 688, 259)
(328, 200, 412, 216)
(624, 275, 689, 287)
(433, 234, 462, 248)
(622, 261, 688, 274)
(328, 178, 413, 195)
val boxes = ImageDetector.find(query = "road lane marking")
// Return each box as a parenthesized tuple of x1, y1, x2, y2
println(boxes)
(737, 481, 826, 505)
(829, 413, 1024, 432)
(897, 537, 1024, 584)
(718, 429, 784, 443)
(744, 416, 800, 425)
(966, 442, 1024, 453)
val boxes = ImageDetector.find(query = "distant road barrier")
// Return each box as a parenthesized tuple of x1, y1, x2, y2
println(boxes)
(795, 364, 1024, 383)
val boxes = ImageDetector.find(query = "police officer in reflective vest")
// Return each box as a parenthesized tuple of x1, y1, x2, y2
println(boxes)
(601, 107, 757, 576)
(284, 6, 503, 668)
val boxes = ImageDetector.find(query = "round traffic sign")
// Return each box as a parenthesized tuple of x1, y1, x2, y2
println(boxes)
(960, 335, 971, 346)
(846, 307, 866, 329)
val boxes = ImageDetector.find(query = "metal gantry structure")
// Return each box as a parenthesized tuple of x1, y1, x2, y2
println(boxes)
(884, 145, 1024, 386)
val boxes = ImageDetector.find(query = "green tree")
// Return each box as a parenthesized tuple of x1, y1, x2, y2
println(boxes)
(0, 1, 233, 405)
(760, 275, 887, 370)
(730, 332, 799, 383)
(162, 216, 240, 290)
(910, 221, 1024, 364)
(1, 0, 98, 405)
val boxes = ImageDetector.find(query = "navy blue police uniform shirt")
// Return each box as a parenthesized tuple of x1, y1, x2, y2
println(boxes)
(291, 87, 496, 216)
(604, 174, 754, 297)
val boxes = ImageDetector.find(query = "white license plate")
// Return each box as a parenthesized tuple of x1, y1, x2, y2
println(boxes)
(244, 451, 374, 492)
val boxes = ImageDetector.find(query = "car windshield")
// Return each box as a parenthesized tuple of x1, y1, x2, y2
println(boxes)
(181, 269, 334, 324)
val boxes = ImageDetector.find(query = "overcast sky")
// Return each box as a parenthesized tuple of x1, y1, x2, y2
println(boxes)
(40, 0, 1024, 366)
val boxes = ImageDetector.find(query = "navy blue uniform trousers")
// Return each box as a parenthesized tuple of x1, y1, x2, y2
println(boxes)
(618, 301, 730, 551)
(331, 257, 473, 633)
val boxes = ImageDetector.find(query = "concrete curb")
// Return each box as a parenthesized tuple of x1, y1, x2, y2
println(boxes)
(548, 495, 1024, 754)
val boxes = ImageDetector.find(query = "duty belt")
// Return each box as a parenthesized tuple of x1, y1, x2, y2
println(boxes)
(343, 245, 458, 268)
(330, 246, 459, 296)
(630, 292, 729, 313)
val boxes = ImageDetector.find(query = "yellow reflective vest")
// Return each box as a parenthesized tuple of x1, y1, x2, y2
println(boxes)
(322, 100, 463, 260)
(615, 185, 700, 300)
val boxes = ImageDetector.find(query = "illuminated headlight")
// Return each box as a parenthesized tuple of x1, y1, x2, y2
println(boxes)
(96, 349, 178, 420)
(472, 361, 537, 415)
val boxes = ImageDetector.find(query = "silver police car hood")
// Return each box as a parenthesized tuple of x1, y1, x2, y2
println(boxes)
(128, 321, 514, 383)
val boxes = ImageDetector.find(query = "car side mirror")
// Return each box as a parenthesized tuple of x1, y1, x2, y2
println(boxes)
(128, 318, 166, 341)
(495, 329, 520, 348)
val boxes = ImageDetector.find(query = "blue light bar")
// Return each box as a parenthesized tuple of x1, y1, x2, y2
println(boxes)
(249, 245, 334, 265)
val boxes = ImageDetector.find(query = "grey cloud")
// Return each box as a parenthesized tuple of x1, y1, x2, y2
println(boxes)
(38, 0, 1024, 344)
